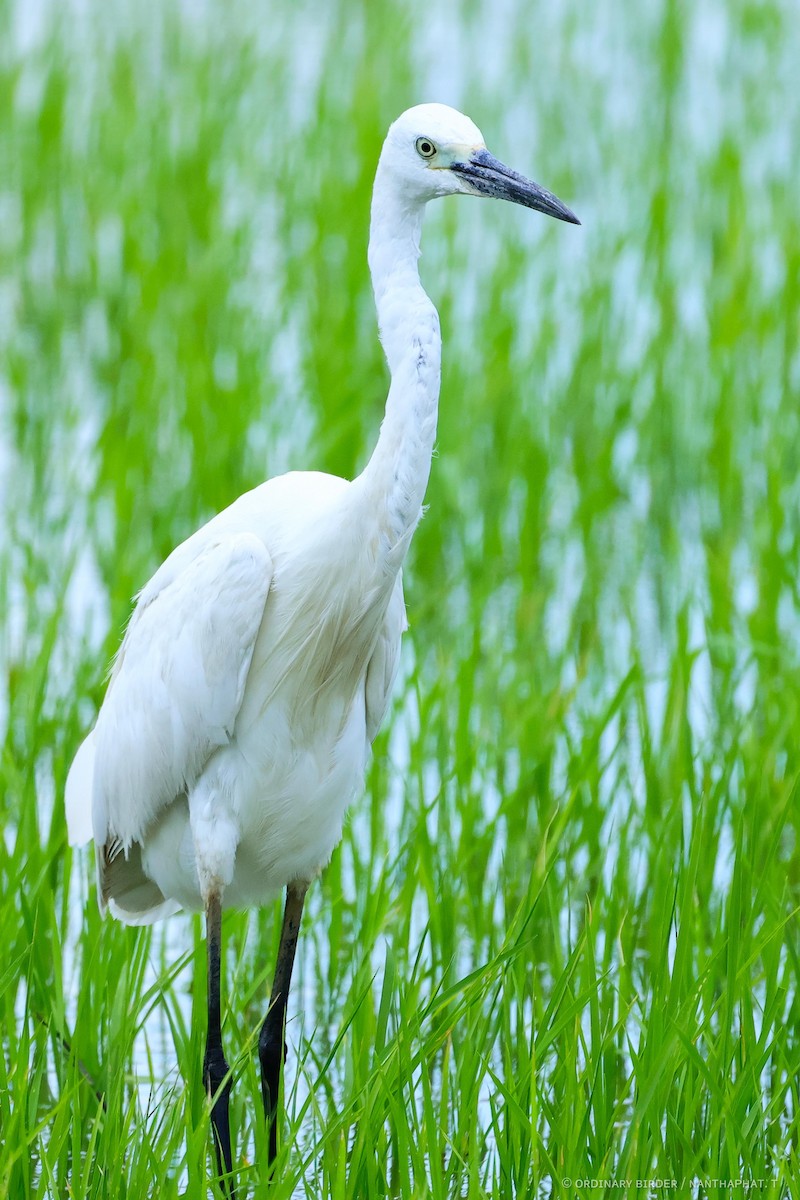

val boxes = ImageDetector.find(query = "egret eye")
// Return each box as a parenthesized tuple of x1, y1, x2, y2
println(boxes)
(415, 137, 436, 160)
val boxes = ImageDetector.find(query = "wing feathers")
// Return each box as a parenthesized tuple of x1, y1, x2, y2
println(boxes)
(92, 533, 273, 851)
(65, 729, 97, 847)
(365, 575, 407, 742)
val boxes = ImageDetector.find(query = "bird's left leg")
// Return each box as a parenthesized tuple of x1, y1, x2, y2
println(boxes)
(204, 890, 236, 1199)
(259, 879, 309, 1166)
(191, 778, 240, 1198)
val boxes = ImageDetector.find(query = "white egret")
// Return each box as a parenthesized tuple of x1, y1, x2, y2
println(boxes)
(65, 102, 578, 1190)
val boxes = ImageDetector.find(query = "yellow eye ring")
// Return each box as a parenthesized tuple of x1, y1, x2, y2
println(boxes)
(415, 137, 436, 159)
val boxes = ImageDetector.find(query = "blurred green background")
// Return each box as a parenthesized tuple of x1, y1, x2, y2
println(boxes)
(1, 0, 799, 1196)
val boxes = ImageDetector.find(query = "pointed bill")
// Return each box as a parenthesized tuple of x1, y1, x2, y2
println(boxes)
(451, 148, 580, 224)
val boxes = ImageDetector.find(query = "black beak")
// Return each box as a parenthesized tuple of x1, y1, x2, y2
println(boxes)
(450, 148, 580, 225)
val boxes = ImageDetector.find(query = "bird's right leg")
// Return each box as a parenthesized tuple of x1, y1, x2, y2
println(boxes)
(259, 880, 308, 1166)
(204, 891, 236, 1200)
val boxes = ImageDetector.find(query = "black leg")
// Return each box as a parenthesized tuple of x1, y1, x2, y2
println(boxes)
(204, 893, 236, 1199)
(259, 880, 308, 1166)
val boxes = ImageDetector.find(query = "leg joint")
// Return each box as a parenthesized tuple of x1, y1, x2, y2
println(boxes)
(204, 1044, 232, 1096)
(258, 1017, 286, 1075)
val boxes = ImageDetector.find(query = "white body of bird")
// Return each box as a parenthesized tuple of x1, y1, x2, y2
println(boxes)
(66, 467, 410, 922)
(66, 101, 577, 933)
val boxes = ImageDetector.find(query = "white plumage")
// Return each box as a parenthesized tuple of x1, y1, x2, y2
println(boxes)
(64, 103, 578, 1181)
(66, 471, 407, 921)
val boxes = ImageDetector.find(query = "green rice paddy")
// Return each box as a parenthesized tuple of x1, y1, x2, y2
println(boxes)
(1, 0, 799, 1195)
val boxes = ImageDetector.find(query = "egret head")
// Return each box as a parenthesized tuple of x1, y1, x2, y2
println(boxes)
(381, 103, 579, 224)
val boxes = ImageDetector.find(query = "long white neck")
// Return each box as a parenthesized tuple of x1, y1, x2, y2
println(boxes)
(356, 163, 441, 547)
